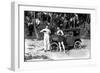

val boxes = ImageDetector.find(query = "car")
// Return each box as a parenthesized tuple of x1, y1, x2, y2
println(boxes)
(50, 27, 82, 51)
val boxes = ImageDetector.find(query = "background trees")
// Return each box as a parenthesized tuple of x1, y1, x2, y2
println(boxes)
(24, 11, 90, 39)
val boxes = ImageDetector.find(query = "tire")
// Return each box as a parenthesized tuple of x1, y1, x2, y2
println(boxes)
(74, 41, 82, 49)
(50, 42, 59, 52)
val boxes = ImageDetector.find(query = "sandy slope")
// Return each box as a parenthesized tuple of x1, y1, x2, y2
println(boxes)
(25, 39, 90, 61)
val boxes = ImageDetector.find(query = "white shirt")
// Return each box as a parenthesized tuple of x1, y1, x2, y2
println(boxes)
(36, 19, 40, 25)
(57, 29, 64, 36)
(40, 28, 51, 38)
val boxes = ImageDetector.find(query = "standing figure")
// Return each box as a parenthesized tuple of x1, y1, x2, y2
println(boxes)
(28, 22, 33, 36)
(40, 26, 51, 52)
(70, 13, 79, 28)
(56, 27, 65, 52)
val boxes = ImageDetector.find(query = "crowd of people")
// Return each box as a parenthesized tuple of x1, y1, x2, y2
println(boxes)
(24, 11, 90, 39)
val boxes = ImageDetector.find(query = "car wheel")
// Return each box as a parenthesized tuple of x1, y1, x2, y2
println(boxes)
(50, 42, 59, 52)
(74, 41, 82, 49)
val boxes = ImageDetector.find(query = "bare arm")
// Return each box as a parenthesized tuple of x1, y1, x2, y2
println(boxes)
(57, 30, 64, 35)
(61, 30, 64, 35)
(40, 29, 45, 33)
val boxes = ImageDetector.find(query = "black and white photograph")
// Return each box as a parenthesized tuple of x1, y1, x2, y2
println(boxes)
(24, 10, 91, 62)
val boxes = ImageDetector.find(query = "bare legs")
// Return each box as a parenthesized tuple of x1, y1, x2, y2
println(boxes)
(58, 42, 65, 53)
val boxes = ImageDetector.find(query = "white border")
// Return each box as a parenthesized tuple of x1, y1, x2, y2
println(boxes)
(11, 2, 96, 71)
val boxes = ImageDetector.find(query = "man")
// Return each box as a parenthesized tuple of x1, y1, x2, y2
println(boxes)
(36, 18, 40, 25)
(40, 26, 51, 52)
(56, 27, 65, 52)
(28, 22, 33, 36)
(70, 13, 79, 28)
